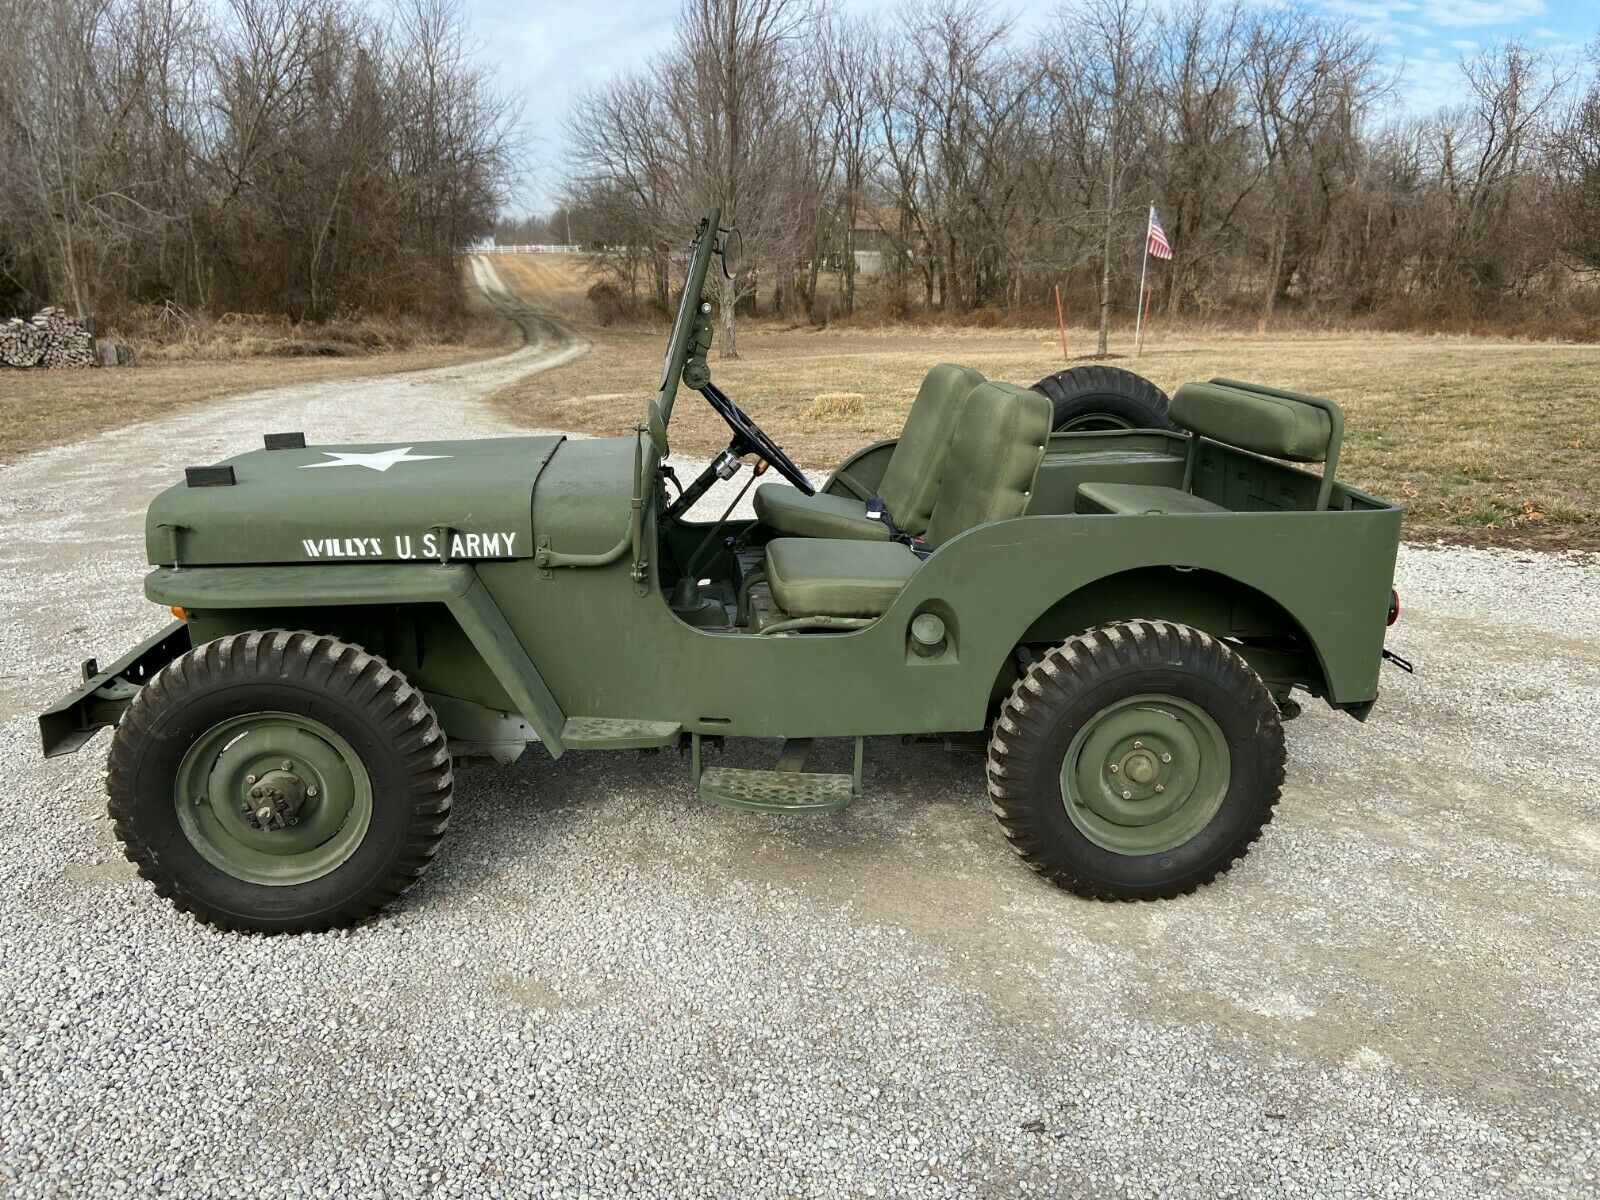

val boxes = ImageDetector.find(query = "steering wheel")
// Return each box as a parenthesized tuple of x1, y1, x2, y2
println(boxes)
(699, 384, 814, 495)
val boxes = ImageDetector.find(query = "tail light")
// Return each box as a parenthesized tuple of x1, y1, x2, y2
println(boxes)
(1387, 588, 1400, 627)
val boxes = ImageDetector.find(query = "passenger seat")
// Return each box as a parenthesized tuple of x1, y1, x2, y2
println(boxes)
(762, 382, 1051, 620)
(753, 363, 985, 541)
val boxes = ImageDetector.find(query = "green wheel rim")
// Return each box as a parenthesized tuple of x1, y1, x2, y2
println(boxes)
(1058, 412, 1135, 432)
(174, 712, 373, 886)
(1059, 694, 1230, 855)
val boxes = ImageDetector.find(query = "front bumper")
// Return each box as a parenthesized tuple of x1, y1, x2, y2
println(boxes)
(38, 621, 191, 757)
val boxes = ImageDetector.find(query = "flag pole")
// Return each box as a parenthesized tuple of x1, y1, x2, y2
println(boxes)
(1054, 284, 1069, 361)
(1133, 202, 1152, 353)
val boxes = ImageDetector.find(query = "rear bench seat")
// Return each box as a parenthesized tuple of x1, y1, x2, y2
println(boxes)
(1074, 378, 1343, 515)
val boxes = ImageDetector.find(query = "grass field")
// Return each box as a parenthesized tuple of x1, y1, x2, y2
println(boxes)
(491, 257, 1599, 550)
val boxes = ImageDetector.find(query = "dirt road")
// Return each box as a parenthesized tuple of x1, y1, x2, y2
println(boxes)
(0, 266, 1596, 1198)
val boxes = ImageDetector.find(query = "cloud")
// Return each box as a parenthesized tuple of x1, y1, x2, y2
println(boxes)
(1413, 0, 1546, 28)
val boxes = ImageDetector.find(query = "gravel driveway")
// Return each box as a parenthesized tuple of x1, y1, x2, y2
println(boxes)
(1, 289, 1597, 1197)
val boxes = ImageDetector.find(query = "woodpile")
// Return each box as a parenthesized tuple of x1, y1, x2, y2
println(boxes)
(1, 307, 96, 368)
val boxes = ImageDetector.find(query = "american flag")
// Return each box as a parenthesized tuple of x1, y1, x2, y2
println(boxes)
(1147, 207, 1173, 261)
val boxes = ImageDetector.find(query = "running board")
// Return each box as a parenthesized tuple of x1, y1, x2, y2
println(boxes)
(561, 717, 681, 750)
(692, 736, 863, 814)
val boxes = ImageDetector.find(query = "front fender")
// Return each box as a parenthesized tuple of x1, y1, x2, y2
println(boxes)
(144, 564, 568, 757)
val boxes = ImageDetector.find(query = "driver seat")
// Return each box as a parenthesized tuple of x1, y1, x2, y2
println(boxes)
(762, 382, 1050, 619)
(752, 364, 986, 541)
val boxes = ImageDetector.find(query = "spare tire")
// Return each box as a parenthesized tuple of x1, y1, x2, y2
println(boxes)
(1031, 365, 1177, 432)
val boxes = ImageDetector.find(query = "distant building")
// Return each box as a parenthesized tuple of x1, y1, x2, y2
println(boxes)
(853, 250, 884, 278)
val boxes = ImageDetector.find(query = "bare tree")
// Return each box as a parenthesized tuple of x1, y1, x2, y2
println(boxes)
(670, 0, 815, 356)
(0, 0, 516, 323)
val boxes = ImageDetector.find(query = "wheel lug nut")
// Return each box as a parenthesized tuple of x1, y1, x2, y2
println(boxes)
(1160, 752, 1172, 763)
(281, 761, 293, 771)
(307, 786, 319, 798)
(1155, 784, 1165, 793)
(1121, 790, 1132, 800)
(245, 774, 257, 784)
(1108, 763, 1118, 773)
(1133, 741, 1143, 749)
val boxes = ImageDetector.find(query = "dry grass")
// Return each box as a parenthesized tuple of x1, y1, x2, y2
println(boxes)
(7, 246, 1594, 551)
(493, 319, 1600, 550)
(488, 253, 599, 324)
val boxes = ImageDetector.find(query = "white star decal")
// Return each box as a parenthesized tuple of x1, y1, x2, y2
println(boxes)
(299, 447, 451, 473)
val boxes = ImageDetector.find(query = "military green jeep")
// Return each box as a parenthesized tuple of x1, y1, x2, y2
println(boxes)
(40, 212, 1404, 932)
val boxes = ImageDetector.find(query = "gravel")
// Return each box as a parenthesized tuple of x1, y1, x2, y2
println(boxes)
(1, 292, 1597, 1197)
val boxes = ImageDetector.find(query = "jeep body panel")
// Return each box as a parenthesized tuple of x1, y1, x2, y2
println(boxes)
(141, 425, 1396, 747)
(145, 435, 565, 566)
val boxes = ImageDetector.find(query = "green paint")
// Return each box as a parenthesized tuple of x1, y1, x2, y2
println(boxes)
(1059, 695, 1230, 855)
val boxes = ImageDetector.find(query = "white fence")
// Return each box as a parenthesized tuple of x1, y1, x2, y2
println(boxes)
(470, 243, 582, 254)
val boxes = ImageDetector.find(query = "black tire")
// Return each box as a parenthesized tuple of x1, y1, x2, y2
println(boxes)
(987, 620, 1284, 900)
(107, 630, 453, 933)
(1030, 365, 1177, 432)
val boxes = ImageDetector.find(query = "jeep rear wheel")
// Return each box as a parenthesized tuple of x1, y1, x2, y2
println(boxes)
(107, 630, 452, 933)
(1030, 365, 1176, 432)
(987, 620, 1284, 900)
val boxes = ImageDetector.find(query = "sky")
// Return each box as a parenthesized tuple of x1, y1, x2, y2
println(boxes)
(462, 0, 1599, 214)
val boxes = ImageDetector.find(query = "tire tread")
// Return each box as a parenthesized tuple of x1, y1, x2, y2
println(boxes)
(106, 629, 453, 934)
(986, 619, 1285, 901)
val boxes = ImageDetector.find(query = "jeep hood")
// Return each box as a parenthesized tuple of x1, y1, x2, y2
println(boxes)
(146, 436, 566, 566)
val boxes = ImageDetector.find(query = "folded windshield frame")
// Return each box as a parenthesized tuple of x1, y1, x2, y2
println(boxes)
(651, 208, 721, 431)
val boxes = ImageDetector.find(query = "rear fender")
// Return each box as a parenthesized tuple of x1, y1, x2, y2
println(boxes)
(144, 564, 568, 757)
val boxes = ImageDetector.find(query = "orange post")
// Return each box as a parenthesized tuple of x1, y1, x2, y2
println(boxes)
(1054, 284, 1069, 361)
(1136, 284, 1154, 357)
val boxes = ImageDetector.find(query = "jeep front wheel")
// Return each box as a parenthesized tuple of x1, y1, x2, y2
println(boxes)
(986, 620, 1284, 900)
(107, 630, 453, 933)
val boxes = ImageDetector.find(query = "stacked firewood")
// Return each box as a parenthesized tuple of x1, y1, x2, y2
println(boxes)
(0, 307, 96, 368)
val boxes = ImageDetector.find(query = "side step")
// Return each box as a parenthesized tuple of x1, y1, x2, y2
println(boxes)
(693, 736, 862, 814)
(561, 716, 681, 750)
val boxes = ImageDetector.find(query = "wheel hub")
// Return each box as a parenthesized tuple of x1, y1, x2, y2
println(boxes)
(241, 768, 308, 831)
(1059, 695, 1231, 855)
(1116, 746, 1160, 787)
(174, 712, 372, 886)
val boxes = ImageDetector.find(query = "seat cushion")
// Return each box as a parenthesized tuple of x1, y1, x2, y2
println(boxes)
(764, 537, 920, 618)
(1169, 381, 1332, 463)
(1076, 482, 1227, 515)
(753, 484, 890, 541)
(923, 382, 1052, 547)
(876, 364, 987, 536)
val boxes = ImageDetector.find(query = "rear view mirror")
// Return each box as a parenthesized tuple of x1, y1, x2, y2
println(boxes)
(717, 227, 743, 279)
